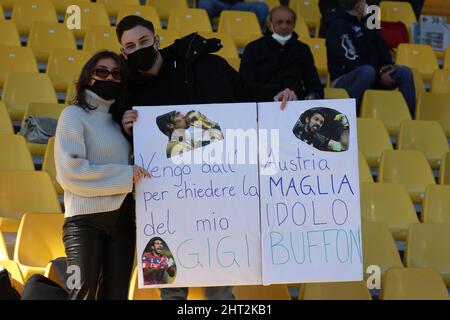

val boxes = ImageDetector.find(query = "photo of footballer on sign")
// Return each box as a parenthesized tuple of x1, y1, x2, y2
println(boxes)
(292, 107, 350, 152)
(142, 237, 176, 285)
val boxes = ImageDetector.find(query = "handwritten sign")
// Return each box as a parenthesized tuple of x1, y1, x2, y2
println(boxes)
(133, 103, 262, 288)
(133, 99, 363, 288)
(258, 100, 363, 284)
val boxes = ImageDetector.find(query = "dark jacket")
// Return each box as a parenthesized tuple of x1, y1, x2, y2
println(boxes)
(126, 33, 276, 109)
(325, 6, 393, 82)
(239, 32, 324, 100)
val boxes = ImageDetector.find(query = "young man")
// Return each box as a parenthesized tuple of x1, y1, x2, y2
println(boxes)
(116, 16, 297, 137)
(325, 0, 416, 115)
(240, 6, 324, 101)
(115, 15, 296, 300)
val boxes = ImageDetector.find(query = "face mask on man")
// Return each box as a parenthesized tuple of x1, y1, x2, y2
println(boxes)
(89, 80, 121, 101)
(126, 44, 159, 72)
(272, 32, 293, 46)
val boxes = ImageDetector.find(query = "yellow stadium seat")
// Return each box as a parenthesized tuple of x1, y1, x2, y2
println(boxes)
(441, 152, 450, 185)
(0, 232, 8, 260)
(233, 285, 290, 300)
(324, 88, 349, 99)
(360, 90, 412, 136)
(43, 260, 65, 289)
(0, 260, 25, 295)
(380, 1, 416, 34)
(12, 0, 57, 35)
(0, 4, 3, 18)
(422, 185, 450, 223)
(168, 8, 212, 37)
(0, 46, 38, 88)
(362, 222, 403, 280)
(404, 223, 450, 286)
(218, 10, 262, 48)
(0, 0, 14, 11)
(378, 150, 436, 203)
(0, 171, 61, 232)
(396, 44, 439, 82)
(146, 0, 187, 21)
(360, 182, 419, 240)
(65, 80, 77, 104)
(14, 213, 65, 282)
(0, 134, 34, 171)
(97, 0, 139, 17)
(295, 13, 310, 40)
(156, 29, 180, 49)
(27, 22, 76, 62)
(83, 25, 122, 53)
(302, 37, 327, 78)
(43, 137, 63, 194)
(299, 281, 372, 300)
(0, 20, 21, 46)
(416, 92, 450, 137)
(381, 267, 449, 300)
(359, 151, 373, 183)
(117, 4, 161, 29)
(46, 49, 90, 92)
(21, 102, 66, 156)
(289, 0, 320, 30)
(198, 32, 238, 59)
(64, 2, 110, 39)
(226, 57, 241, 72)
(357, 118, 393, 167)
(2, 72, 58, 121)
(246, 0, 279, 12)
(445, 47, 450, 70)
(0, 101, 14, 135)
(50, 0, 89, 14)
(398, 120, 449, 169)
(431, 69, 450, 93)
(411, 67, 425, 100)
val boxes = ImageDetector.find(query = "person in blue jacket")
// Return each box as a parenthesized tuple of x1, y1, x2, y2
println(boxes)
(325, 0, 416, 115)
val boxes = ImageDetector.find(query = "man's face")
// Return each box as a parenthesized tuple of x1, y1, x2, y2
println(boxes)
(307, 113, 325, 133)
(173, 113, 187, 129)
(270, 8, 295, 36)
(152, 240, 164, 254)
(120, 25, 157, 56)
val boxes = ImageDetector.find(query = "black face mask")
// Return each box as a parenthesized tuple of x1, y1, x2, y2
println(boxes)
(126, 45, 158, 72)
(89, 80, 122, 101)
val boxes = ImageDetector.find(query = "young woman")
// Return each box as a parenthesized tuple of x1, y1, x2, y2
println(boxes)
(55, 51, 150, 300)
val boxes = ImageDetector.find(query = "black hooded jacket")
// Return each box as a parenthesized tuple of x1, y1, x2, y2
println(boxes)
(126, 33, 277, 108)
(239, 31, 324, 100)
(325, 6, 393, 82)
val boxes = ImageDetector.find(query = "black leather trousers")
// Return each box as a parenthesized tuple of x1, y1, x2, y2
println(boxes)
(62, 194, 136, 300)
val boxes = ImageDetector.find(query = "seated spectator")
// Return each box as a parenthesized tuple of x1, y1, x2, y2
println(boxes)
(240, 5, 324, 101)
(198, 0, 269, 28)
(325, 0, 416, 115)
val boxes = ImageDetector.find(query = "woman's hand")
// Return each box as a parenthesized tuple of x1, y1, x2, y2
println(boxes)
(122, 110, 138, 136)
(133, 165, 151, 183)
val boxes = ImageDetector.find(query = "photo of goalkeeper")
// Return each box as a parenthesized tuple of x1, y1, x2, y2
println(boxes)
(156, 110, 224, 158)
(292, 107, 349, 152)
(142, 237, 176, 285)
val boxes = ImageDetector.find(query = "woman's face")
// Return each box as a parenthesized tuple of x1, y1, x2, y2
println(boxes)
(89, 57, 122, 85)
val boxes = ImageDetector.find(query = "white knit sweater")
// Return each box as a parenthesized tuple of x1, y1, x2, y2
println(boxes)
(55, 90, 133, 217)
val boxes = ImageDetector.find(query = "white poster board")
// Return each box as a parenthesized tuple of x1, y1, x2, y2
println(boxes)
(258, 99, 363, 285)
(133, 103, 262, 288)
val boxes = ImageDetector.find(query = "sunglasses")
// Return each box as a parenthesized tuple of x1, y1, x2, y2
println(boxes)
(93, 68, 122, 81)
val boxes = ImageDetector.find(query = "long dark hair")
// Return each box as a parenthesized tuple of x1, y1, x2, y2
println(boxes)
(71, 50, 129, 119)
